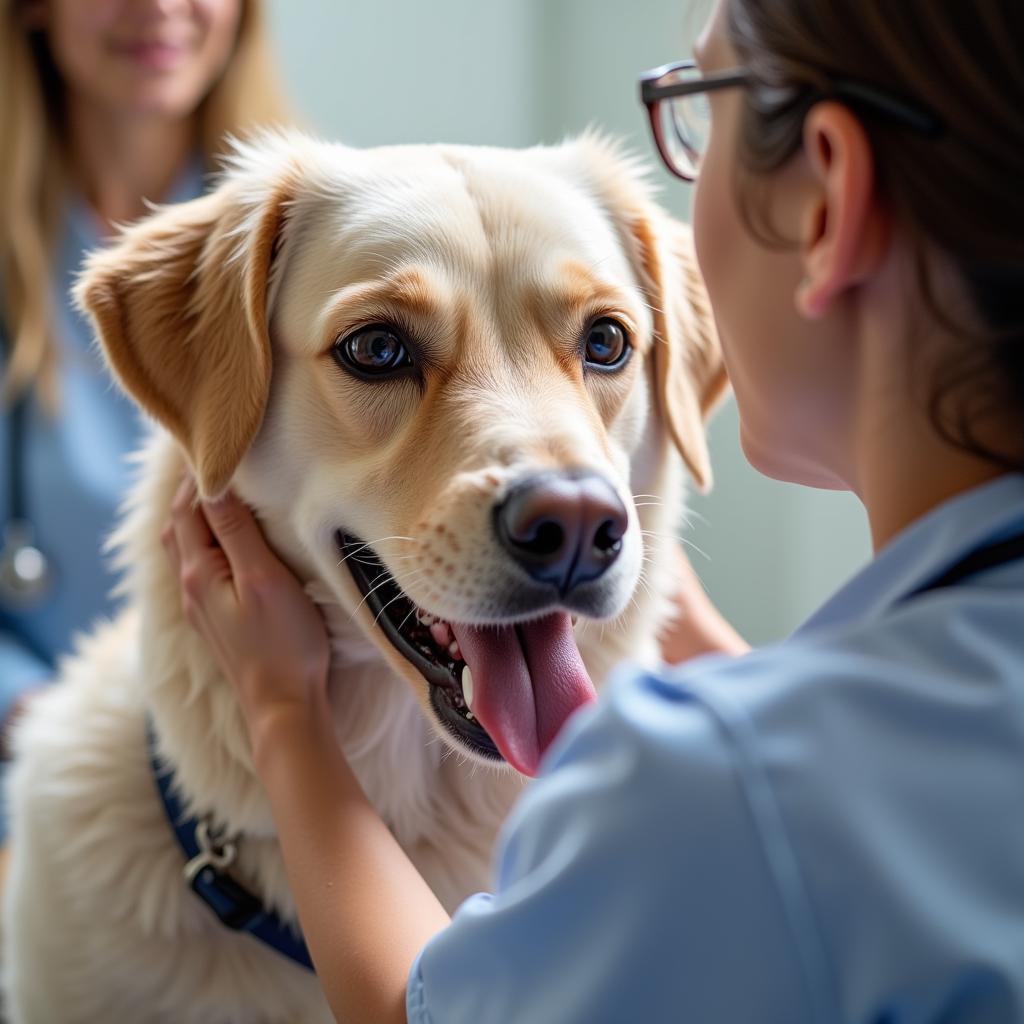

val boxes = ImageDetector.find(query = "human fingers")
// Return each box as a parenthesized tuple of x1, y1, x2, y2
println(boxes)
(659, 542, 749, 661)
(170, 475, 216, 559)
(169, 475, 233, 622)
(198, 494, 331, 718)
(160, 512, 182, 579)
(200, 490, 278, 588)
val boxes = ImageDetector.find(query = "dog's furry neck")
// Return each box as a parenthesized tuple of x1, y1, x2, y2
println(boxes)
(108, 433, 531, 910)
(108, 428, 680, 910)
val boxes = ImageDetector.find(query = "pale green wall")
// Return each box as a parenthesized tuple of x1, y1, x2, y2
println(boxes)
(265, 1, 544, 148)
(265, 0, 872, 645)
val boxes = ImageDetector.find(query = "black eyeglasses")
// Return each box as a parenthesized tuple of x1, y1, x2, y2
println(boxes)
(639, 59, 944, 182)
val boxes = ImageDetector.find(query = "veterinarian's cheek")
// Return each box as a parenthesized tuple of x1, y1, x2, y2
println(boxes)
(692, 158, 738, 371)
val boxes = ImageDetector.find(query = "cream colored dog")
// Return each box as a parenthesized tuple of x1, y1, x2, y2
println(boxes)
(1, 130, 725, 1023)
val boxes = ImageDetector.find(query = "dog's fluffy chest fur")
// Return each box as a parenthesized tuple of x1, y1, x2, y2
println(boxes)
(2, 431, 675, 1022)
(1, 438, 527, 1022)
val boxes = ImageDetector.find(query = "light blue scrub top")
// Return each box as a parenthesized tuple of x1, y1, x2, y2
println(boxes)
(0, 164, 203, 719)
(409, 473, 1024, 1023)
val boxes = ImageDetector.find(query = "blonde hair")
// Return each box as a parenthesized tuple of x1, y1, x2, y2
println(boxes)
(0, 0, 291, 409)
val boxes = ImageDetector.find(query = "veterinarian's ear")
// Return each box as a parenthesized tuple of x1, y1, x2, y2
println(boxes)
(74, 177, 294, 499)
(628, 213, 728, 493)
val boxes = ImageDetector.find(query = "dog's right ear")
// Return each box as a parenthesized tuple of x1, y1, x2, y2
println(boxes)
(74, 174, 294, 499)
(567, 135, 729, 494)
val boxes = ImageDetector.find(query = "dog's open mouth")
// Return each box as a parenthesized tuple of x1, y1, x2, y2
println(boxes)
(337, 531, 597, 776)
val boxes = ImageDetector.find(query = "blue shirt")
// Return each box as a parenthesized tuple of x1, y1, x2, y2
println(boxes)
(408, 473, 1024, 1023)
(0, 165, 203, 718)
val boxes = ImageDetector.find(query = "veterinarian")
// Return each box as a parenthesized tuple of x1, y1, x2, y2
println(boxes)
(0, 1, 288, 794)
(167, 0, 1024, 1019)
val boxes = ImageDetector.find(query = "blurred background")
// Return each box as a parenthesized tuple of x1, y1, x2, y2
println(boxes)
(266, 0, 872, 645)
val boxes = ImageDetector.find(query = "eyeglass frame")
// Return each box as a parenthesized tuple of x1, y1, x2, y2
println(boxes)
(639, 59, 945, 182)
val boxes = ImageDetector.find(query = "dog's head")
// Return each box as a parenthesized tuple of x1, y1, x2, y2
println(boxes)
(76, 131, 726, 777)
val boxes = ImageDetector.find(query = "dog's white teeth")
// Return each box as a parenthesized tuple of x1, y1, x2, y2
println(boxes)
(430, 621, 453, 648)
(449, 640, 462, 661)
(461, 665, 474, 710)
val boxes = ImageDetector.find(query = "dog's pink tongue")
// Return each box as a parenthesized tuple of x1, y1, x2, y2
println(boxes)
(450, 613, 597, 777)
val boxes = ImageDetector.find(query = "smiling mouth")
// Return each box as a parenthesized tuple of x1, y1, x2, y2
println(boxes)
(335, 532, 502, 762)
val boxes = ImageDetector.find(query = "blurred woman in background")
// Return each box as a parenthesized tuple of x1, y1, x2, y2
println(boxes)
(0, 0, 289, 782)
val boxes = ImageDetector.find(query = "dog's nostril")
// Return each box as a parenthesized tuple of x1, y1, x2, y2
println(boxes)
(524, 520, 565, 557)
(594, 518, 623, 555)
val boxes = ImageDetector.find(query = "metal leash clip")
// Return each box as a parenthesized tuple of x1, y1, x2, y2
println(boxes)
(183, 818, 238, 883)
(183, 818, 265, 932)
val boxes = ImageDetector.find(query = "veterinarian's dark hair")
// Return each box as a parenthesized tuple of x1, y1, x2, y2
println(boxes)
(726, 0, 1024, 470)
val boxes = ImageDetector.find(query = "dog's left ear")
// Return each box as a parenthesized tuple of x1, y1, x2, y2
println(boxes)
(74, 171, 295, 499)
(576, 138, 728, 493)
(629, 212, 729, 493)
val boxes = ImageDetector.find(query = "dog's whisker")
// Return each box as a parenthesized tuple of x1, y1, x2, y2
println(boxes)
(395, 604, 420, 636)
(388, 567, 429, 596)
(346, 556, 386, 570)
(363, 567, 399, 591)
(335, 535, 420, 570)
(601, 607, 631, 637)
(336, 539, 380, 566)
(678, 507, 709, 528)
(641, 530, 711, 564)
(677, 537, 711, 562)
(372, 589, 418, 629)
(365, 535, 419, 548)
(347, 570, 412, 620)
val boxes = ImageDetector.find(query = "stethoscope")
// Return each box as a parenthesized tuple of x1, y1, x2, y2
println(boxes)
(1, 329, 54, 609)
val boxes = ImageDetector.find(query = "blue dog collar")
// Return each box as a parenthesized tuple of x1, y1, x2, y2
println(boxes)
(147, 721, 315, 971)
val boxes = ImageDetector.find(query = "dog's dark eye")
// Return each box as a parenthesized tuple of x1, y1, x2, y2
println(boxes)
(584, 318, 630, 371)
(334, 325, 412, 378)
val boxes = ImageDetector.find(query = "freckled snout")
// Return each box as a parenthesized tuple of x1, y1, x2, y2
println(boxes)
(494, 470, 628, 595)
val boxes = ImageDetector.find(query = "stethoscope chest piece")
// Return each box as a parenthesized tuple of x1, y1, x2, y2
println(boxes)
(0, 518, 53, 609)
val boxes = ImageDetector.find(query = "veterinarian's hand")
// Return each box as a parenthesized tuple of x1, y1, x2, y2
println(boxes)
(163, 479, 331, 731)
(659, 544, 750, 661)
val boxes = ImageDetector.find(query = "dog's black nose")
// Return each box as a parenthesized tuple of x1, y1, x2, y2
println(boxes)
(495, 470, 628, 594)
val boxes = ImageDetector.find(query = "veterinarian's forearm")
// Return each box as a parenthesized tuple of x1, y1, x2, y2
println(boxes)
(660, 600, 749, 662)
(660, 545, 750, 662)
(251, 698, 451, 1024)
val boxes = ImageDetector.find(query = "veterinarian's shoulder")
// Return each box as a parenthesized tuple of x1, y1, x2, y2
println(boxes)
(409, 648, 835, 1023)
(493, 601, 1024, 1022)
